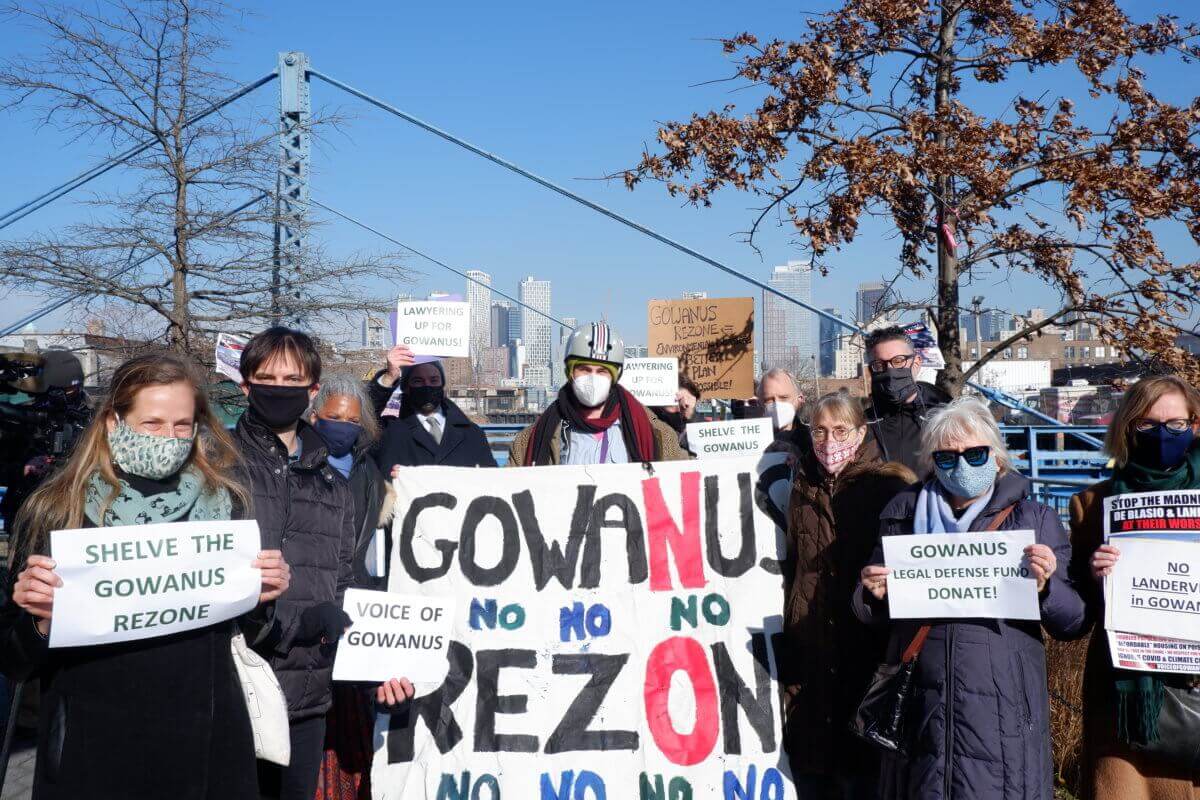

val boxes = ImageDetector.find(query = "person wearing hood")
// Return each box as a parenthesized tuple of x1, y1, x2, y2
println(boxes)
(233, 327, 357, 800)
(862, 326, 950, 474)
(855, 397, 1086, 800)
(1068, 375, 1200, 800)
(509, 322, 687, 466)
(759, 367, 813, 458)
(651, 375, 701, 457)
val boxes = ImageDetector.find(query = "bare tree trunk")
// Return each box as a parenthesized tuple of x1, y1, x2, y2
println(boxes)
(933, 1, 963, 398)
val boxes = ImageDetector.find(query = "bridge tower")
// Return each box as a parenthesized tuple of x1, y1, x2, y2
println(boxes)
(273, 51, 311, 325)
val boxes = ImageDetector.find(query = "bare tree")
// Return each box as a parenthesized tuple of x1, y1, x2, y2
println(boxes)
(0, 0, 404, 359)
(625, 0, 1200, 395)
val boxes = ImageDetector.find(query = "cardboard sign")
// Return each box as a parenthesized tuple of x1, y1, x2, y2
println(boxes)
(332, 588, 455, 685)
(395, 301, 471, 357)
(619, 357, 679, 406)
(647, 297, 754, 399)
(1104, 538, 1200, 641)
(214, 333, 247, 383)
(49, 520, 261, 648)
(881, 531, 1040, 620)
(686, 418, 774, 459)
(371, 457, 793, 800)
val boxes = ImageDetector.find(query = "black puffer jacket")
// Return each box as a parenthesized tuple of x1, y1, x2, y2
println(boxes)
(234, 411, 355, 721)
(864, 382, 950, 475)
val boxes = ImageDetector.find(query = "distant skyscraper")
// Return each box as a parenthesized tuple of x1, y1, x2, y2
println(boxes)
(519, 276, 552, 387)
(465, 270, 492, 358)
(361, 315, 389, 350)
(555, 316, 578, 367)
(856, 282, 892, 325)
(490, 301, 513, 348)
(818, 307, 843, 377)
(763, 260, 815, 374)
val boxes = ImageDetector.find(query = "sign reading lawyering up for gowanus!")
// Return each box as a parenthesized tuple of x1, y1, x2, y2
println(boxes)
(373, 457, 794, 800)
(647, 298, 754, 400)
(395, 300, 471, 358)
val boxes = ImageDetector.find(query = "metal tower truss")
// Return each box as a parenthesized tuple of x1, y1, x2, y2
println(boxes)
(273, 51, 311, 325)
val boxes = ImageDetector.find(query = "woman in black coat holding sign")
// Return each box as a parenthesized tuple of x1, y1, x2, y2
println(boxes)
(0, 354, 290, 800)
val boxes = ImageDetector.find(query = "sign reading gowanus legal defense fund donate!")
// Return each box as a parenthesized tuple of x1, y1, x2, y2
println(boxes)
(372, 457, 794, 800)
(49, 520, 261, 648)
(395, 300, 471, 358)
(881, 531, 1040, 620)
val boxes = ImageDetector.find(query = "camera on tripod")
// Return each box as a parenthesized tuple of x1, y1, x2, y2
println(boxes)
(0, 348, 91, 459)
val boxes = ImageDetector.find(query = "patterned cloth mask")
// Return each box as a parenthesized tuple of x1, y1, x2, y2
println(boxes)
(935, 451, 999, 499)
(815, 433, 861, 475)
(109, 416, 195, 480)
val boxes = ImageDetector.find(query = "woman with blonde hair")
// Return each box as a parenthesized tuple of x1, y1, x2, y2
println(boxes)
(0, 352, 290, 800)
(782, 390, 915, 798)
(1069, 375, 1200, 799)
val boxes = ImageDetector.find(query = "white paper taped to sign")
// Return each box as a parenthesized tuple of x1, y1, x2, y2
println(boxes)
(395, 300, 471, 357)
(333, 588, 454, 684)
(882, 531, 1040, 620)
(49, 520, 261, 648)
(619, 357, 678, 406)
(686, 418, 773, 459)
(1105, 537, 1200, 642)
(1107, 630, 1200, 673)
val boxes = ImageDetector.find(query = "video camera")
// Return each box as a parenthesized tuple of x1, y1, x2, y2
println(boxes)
(0, 348, 91, 458)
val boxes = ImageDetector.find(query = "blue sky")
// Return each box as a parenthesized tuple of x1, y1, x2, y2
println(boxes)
(1, 0, 1195, 349)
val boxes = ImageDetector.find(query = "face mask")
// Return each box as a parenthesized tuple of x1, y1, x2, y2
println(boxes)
(935, 452, 999, 499)
(764, 401, 796, 431)
(406, 385, 444, 415)
(871, 366, 916, 408)
(572, 373, 612, 408)
(1131, 426, 1195, 471)
(247, 383, 312, 430)
(314, 418, 361, 458)
(815, 433, 861, 475)
(109, 418, 194, 480)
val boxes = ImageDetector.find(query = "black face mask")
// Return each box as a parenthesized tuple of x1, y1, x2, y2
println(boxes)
(871, 367, 917, 409)
(247, 383, 312, 430)
(656, 408, 685, 433)
(406, 385, 444, 415)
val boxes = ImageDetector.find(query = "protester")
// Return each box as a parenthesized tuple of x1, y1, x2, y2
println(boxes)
(856, 397, 1085, 800)
(234, 327, 357, 800)
(0, 353, 290, 800)
(509, 322, 687, 466)
(1068, 375, 1200, 799)
(783, 392, 915, 798)
(364, 344, 415, 420)
(862, 326, 949, 473)
(759, 367, 812, 457)
(375, 359, 496, 473)
(651, 375, 701, 456)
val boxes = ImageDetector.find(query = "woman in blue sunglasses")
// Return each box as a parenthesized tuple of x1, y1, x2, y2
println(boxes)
(855, 396, 1086, 800)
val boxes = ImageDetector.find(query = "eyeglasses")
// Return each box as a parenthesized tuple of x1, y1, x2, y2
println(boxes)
(867, 354, 915, 374)
(1133, 418, 1193, 434)
(932, 445, 991, 470)
(812, 425, 856, 443)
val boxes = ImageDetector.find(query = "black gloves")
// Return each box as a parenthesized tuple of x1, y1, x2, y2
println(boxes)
(296, 601, 352, 645)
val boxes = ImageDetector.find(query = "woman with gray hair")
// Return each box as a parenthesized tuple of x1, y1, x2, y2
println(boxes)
(853, 396, 1086, 800)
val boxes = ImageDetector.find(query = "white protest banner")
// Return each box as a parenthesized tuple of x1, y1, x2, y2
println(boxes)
(881, 531, 1039, 620)
(371, 457, 793, 800)
(619, 358, 679, 406)
(1104, 537, 1200, 641)
(214, 333, 247, 383)
(1108, 631, 1200, 673)
(49, 520, 261, 648)
(333, 588, 454, 684)
(686, 418, 773, 460)
(395, 300, 471, 358)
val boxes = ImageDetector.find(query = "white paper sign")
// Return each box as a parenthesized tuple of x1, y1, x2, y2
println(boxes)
(49, 520, 261, 648)
(214, 333, 247, 383)
(882, 531, 1040, 620)
(686, 418, 773, 459)
(395, 301, 471, 357)
(333, 588, 454, 684)
(1105, 537, 1200, 641)
(619, 358, 679, 406)
(1107, 630, 1200, 673)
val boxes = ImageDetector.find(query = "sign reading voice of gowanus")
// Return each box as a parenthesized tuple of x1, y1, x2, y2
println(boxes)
(373, 456, 794, 800)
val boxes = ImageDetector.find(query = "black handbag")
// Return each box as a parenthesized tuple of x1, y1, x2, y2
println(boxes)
(1128, 676, 1200, 771)
(851, 503, 1017, 755)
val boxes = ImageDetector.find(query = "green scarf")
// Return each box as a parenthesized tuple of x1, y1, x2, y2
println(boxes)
(1109, 445, 1200, 746)
(84, 469, 232, 527)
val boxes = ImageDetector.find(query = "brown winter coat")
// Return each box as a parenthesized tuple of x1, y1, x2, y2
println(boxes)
(782, 439, 915, 778)
(1068, 480, 1200, 800)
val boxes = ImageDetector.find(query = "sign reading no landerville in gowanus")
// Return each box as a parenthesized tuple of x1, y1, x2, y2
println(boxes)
(372, 456, 795, 800)
(395, 300, 471, 358)
(48, 520, 261, 648)
(647, 298, 754, 400)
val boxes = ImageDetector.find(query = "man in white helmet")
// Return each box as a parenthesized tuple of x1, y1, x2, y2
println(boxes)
(509, 322, 688, 466)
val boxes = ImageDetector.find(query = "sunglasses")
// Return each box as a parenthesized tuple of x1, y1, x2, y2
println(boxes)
(932, 445, 991, 470)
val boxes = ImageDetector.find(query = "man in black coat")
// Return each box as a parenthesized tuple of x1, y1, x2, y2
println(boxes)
(233, 327, 356, 800)
(861, 325, 950, 474)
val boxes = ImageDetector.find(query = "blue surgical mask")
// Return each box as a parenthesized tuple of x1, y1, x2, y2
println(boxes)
(935, 452, 998, 499)
(314, 417, 362, 458)
(1131, 426, 1194, 471)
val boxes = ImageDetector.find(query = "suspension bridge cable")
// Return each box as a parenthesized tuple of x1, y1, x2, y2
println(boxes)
(309, 197, 566, 328)
(0, 192, 270, 338)
(0, 72, 279, 233)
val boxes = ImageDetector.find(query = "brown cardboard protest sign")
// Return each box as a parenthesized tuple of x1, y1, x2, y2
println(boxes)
(647, 297, 755, 399)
